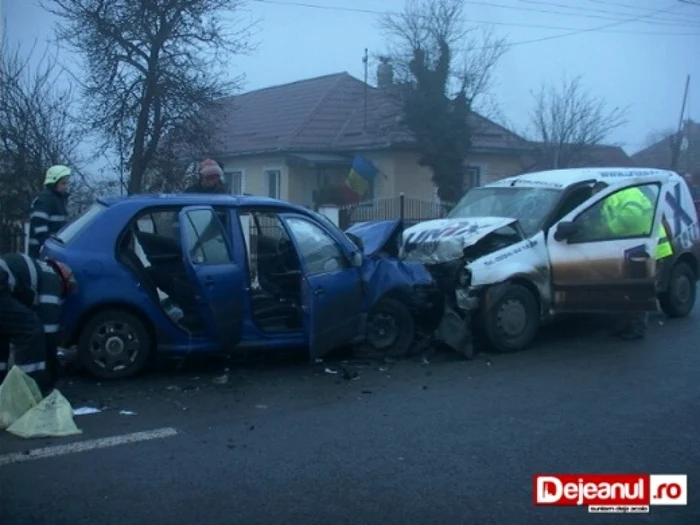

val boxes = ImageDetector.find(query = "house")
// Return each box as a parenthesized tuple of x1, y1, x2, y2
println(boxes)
(206, 65, 534, 210)
(632, 120, 700, 183)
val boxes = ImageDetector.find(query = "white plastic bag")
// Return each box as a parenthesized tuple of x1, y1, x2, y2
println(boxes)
(7, 389, 82, 439)
(0, 366, 43, 429)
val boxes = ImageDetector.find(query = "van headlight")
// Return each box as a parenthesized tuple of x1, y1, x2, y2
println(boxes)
(458, 267, 471, 287)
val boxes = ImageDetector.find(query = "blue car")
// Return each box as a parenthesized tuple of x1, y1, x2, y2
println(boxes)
(41, 194, 441, 379)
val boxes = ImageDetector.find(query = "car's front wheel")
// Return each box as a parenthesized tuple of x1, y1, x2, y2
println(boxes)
(659, 261, 697, 318)
(364, 297, 416, 358)
(484, 284, 540, 353)
(78, 309, 152, 380)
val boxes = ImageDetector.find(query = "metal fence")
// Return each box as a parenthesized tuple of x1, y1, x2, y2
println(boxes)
(338, 194, 455, 230)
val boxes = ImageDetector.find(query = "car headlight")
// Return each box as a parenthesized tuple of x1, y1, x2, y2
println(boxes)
(458, 267, 471, 287)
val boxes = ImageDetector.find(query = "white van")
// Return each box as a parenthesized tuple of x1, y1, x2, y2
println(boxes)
(402, 168, 700, 353)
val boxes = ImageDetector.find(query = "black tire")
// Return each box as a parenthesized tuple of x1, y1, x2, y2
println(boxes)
(484, 284, 539, 353)
(364, 297, 415, 358)
(659, 262, 697, 318)
(77, 309, 152, 380)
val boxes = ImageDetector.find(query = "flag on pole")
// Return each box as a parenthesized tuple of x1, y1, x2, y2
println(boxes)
(344, 155, 378, 198)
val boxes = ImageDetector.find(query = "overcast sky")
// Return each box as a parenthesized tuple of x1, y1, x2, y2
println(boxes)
(4, 0, 700, 176)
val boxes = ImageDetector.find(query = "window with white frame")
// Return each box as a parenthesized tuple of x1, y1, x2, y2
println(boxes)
(223, 170, 244, 194)
(265, 168, 281, 199)
(464, 166, 481, 190)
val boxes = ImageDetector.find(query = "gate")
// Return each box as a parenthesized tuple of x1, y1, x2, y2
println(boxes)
(339, 194, 454, 230)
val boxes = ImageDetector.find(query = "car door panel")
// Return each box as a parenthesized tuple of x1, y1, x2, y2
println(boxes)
(179, 206, 243, 350)
(281, 214, 364, 359)
(547, 178, 665, 313)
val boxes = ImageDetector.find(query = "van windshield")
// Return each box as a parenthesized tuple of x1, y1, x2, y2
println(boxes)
(448, 186, 562, 237)
(56, 203, 107, 244)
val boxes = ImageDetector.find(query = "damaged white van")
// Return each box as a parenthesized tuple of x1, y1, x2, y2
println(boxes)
(401, 168, 700, 354)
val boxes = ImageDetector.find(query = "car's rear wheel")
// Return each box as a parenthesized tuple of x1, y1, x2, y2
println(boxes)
(484, 284, 539, 353)
(659, 261, 697, 318)
(364, 297, 415, 358)
(78, 309, 152, 380)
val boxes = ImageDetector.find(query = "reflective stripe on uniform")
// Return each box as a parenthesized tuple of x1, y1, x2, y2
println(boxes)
(18, 361, 46, 373)
(0, 259, 16, 291)
(20, 254, 39, 306)
(38, 294, 61, 305)
(34, 225, 49, 234)
(44, 324, 60, 333)
(29, 238, 40, 245)
(30, 211, 49, 220)
(49, 215, 67, 222)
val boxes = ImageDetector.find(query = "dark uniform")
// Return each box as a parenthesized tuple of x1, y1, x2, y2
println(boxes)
(184, 158, 227, 194)
(29, 185, 69, 257)
(0, 254, 67, 393)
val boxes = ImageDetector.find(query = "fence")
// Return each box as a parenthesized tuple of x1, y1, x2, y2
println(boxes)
(0, 222, 28, 254)
(338, 194, 455, 230)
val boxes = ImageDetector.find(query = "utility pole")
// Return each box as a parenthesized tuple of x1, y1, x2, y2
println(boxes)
(363, 48, 368, 130)
(670, 75, 691, 172)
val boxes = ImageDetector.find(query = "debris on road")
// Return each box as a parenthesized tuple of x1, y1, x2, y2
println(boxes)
(119, 410, 137, 416)
(255, 404, 268, 410)
(324, 368, 338, 375)
(73, 407, 101, 416)
(212, 374, 229, 385)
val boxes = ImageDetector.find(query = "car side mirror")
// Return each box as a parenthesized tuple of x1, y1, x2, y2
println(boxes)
(350, 251, 363, 268)
(554, 221, 580, 242)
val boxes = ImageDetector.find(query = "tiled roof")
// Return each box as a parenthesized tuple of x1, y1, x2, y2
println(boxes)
(632, 121, 700, 174)
(210, 72, 531, 156)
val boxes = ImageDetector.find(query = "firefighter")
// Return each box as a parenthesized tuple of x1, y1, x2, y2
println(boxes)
(592, 182, 673, 339)
(0, 254, 77, 394)
(29, 165, 71, 257)
(184, 159, 227, 194)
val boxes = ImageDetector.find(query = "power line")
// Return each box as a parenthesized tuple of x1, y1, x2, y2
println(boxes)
(516, 0, 700, 25)
(251, 0, 700, 37)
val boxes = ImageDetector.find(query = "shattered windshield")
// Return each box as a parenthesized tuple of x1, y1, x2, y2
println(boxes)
(448, 186, 562, 237)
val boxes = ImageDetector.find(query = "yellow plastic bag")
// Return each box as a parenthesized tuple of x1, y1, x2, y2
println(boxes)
(7, 390, 82, 439)
(0, 366, 43, 430)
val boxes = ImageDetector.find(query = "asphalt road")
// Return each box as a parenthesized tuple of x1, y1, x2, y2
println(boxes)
(1, 311, 698, 525)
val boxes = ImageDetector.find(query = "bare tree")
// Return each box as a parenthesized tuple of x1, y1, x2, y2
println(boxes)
(531, 76, 628, 170)
(0, 42, 88, 231)
(380, 0, 509, 201)
(41, 0, 256, 194)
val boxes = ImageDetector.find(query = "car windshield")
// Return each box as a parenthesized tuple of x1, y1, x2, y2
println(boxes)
(56, 202, 107, 244)
(448, 186, 562, 237)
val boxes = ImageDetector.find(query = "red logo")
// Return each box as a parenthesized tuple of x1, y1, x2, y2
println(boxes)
(533, 474, 687, 507)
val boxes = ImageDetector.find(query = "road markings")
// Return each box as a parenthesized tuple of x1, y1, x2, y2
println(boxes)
(0, 427, 179, 467)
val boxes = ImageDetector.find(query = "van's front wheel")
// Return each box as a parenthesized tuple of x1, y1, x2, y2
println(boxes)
(659, 261, 696, 318)
(484, 284, 539, 353)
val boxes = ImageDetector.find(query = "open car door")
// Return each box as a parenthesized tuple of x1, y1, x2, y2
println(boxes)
(280, 213, 364, 360)
(547, 177, 666, 313)
(179, 206, 244, 350)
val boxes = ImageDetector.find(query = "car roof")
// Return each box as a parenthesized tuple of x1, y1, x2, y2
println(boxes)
(485, 167, 678, 190)
(97, 193, 307, 211)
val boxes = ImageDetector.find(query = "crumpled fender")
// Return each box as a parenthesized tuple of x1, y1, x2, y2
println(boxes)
(346, 220, 402, 256)
(361, 257, 433, 308)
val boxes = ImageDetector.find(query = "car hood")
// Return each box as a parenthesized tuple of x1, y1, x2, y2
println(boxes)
(401, 216, 519, 264)
(345, 219, 402, 256)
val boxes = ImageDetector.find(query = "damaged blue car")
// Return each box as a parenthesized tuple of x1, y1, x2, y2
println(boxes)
(41, 195, 441, 379)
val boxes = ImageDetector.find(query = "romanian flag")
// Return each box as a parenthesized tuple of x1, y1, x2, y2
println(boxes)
(345, 155, 378, 198)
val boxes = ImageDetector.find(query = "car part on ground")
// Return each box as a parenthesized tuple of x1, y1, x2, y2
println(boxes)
(77, 309, 152, 380)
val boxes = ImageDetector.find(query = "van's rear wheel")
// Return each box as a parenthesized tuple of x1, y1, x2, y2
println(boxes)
(484, 284, 539, 353)
(78, 310, 152, 380)
(659, 261, 696, 318)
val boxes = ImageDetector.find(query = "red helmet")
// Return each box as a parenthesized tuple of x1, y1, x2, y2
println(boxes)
(46, 259, 77, 296)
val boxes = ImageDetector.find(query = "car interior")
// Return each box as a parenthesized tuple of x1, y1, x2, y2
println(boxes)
(239, 210, 304, 333)
(544, 181, 599, 232)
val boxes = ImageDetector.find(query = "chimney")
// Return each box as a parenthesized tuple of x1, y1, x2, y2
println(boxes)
(377, 56, 393, 89)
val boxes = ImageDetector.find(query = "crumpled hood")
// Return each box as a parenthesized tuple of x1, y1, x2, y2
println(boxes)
(345, 219, 402, 256)
(401, 217, 518, 264)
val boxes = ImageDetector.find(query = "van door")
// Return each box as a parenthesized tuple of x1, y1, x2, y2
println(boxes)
(547, 178, 665, 312)
(179, 206, 244, 350)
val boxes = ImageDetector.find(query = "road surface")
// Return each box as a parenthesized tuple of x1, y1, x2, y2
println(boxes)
(1, 312, 698, 524)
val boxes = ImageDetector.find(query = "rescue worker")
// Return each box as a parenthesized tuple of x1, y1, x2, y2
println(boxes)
(591, 182, 673, 339)
(0, 254, 77, 394)
(184, 159, 227, 194)
(29, 165, 71, 258)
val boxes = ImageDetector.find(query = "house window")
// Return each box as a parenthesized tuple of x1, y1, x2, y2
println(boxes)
(464, 166, 481, 190)
(265, 169, 281, 199)
(223, 170, 244, 194)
